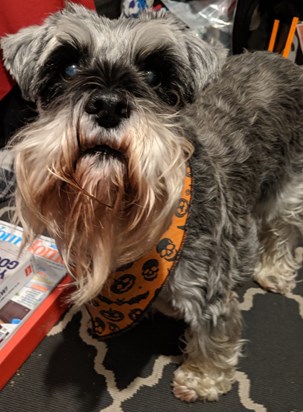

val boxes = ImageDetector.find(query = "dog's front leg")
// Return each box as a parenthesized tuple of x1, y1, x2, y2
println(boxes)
(172, 292, 242, 402)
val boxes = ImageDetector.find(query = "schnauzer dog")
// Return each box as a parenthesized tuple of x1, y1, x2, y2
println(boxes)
(2, 3, 303, 402)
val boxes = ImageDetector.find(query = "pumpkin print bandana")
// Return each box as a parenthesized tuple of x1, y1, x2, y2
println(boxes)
(86, 165, 192, 338)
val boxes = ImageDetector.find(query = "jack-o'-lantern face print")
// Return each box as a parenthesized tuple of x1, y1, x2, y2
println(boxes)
(100, 308, 124, 322)
(129, 308, 143, 321)
(111, 274, 136, 294)
(92, 316, 105, 335)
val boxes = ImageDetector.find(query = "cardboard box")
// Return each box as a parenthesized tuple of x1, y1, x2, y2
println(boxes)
(0, 220, 73, 390)
(0, 254, 68, 350)
(0, 242, 34, 307)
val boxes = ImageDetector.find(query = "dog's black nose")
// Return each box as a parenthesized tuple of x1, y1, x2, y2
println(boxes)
(85, 92, 130, 129)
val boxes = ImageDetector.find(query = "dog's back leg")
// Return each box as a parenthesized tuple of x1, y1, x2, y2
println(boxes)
(254, 180, 303, 294)
(253, 220, 300, 293)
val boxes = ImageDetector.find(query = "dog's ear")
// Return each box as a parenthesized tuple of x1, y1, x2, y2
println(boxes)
(184, 31, 228, 94)
(1, 24, 51, 101)
(145, 12, 228, 98)
(1, 4, 95, 101)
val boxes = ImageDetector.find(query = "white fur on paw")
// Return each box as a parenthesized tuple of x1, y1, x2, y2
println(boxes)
(172, 364, 234, 402)
(295, 247, 303, 265)
(254, 265, 297, 294)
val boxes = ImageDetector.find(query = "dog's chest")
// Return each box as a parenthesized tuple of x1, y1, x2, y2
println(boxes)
(85, 166, 192, 338)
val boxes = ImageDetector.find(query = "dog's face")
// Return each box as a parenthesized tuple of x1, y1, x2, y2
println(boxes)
(1, 4, 226, 304)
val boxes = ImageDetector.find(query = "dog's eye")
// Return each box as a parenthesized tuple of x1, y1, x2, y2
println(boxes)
(64, 64, 79, 78)
(145, 70, 162, 88)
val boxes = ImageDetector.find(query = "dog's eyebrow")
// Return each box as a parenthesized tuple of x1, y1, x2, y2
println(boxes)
(45, 39, 89, 68)
(134, 45, 179, 68)
(129, 20, 181, 53)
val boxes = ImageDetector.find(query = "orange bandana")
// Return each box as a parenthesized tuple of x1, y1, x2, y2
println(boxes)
(86, 165, 192, 339)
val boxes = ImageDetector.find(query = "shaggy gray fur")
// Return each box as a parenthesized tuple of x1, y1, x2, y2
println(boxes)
(1, 4, 303, 401)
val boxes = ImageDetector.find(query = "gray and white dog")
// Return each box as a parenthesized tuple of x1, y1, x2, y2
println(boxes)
(2, 3, 303, 402)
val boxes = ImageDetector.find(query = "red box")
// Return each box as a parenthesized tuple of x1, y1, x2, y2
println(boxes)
(0, 274, 73, 390)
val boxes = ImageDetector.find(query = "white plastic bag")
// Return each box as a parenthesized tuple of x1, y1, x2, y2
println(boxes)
(162, 0, 237, 49)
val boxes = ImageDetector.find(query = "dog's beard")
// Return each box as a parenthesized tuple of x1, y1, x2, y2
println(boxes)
(12, 101, 193, 305)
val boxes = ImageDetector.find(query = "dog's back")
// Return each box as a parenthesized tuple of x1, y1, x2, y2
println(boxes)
(192, 51, 303, 218)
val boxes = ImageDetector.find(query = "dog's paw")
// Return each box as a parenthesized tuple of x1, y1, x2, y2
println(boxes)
(172, 363, 234, 402)
(254, 264, 297, 294)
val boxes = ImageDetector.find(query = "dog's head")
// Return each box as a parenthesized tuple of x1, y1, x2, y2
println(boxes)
(1, 4, 226, 305)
